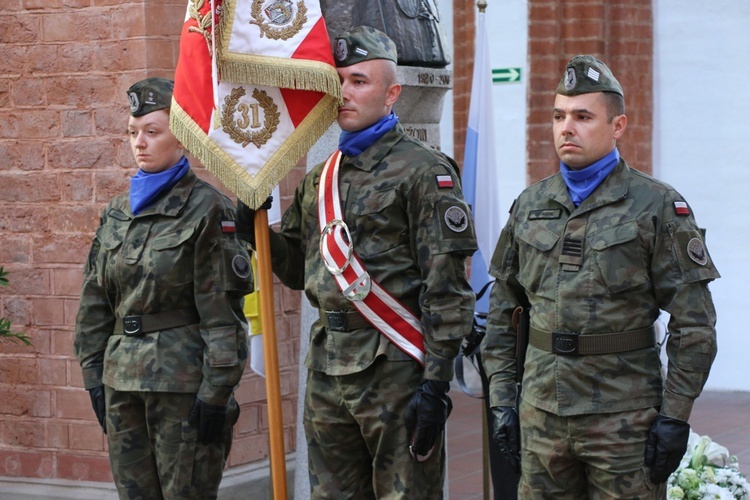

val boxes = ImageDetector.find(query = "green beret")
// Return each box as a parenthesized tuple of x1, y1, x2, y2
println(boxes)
(333, 25, 398, 68)
(556, 55, 623, 98)
(126, 77, 174, 117)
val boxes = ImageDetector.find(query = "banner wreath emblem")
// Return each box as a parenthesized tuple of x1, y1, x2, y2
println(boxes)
(250, 0, 307, 40)
(221, 87, 280, 148)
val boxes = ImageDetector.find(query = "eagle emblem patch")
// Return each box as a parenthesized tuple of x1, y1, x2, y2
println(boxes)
(444, 206, 468, 233)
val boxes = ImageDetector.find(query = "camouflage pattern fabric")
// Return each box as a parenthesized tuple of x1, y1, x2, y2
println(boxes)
(556, 55, 624, 97)
(333, 25, 398, 67)
(268, 123, 477, 382)
(126, 77, 174, 117)
(518, 399, 666, 499)
(75, 168, 251, 406)
(105, 388, 239, 499)
(74, 167, 251, 496)
(482, 159, 719, 420)
(304, 356, 445, 499)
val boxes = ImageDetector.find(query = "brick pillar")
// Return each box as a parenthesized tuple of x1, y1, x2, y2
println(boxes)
(453, 1, 475, 169)
(527, 0, 653, 182)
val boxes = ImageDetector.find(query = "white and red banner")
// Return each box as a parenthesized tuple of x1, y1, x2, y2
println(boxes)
(170, 0, 341, 209)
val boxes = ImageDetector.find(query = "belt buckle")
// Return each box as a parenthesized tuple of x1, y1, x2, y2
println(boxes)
(343, 272, 371, 301)
(319, 219, 353, 276)
(326, 312, 348, 332)
(552, 331, 579, 355)
(123, 316, 143, 337)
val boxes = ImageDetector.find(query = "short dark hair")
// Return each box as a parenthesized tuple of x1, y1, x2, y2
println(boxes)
(602, 92, 625, 122)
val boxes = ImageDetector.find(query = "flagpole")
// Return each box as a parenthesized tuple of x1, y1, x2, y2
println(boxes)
(254, 212, 288, 500)
(474, 3, 491, 498)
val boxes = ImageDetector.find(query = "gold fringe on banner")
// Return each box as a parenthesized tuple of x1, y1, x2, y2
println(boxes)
(170, 94, 339, 210)
(219, 55, 342, 102)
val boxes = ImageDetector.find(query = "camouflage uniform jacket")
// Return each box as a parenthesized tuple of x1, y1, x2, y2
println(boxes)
(482, 159, 719, 421)
(74, 168, 252, 407)
(268, 124, 477, 381)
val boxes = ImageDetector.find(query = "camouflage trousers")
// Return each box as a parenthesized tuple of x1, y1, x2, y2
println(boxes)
(518, 399, 666, 499)
(104, 388, 239, 500)
(304, 355, 446, 499)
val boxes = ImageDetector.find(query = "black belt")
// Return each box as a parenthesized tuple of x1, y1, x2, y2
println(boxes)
(319, 298, 420, 333)
(319, 309, 371, 332)
(529, 324, 656, 355)
(113, 308, 200, 337)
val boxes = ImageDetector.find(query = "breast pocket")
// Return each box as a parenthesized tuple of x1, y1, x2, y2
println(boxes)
(149, 227, 196, 287)
(589, 220, 650, 294)
(516, 221, 560, 296)
(349, 189, 407, 257)
(92, 222, 128, 286)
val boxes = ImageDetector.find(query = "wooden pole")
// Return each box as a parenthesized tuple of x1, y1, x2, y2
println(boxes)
(254, 210, 287, 499)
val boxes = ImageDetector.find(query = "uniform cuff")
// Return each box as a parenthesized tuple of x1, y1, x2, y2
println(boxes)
(197, 381, 233, 407)
(660, 391, 695, 422)
(489, 381, 518, 408)
(81, 365, 104, 390)
(424, 354, 455, 382)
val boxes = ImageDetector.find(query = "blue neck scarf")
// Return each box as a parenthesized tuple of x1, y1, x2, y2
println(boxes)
(129, 156, 190, 215)
(338, 112, 399, 156)
(560, 148, 619, 206)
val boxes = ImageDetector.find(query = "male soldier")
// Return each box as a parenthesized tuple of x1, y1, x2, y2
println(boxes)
(74, 77, 251, 499)
(481, 55, 719, 498)
(237, 26, 477, 499)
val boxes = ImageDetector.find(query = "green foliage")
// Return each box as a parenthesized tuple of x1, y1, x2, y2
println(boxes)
(0, 266, 32, 346)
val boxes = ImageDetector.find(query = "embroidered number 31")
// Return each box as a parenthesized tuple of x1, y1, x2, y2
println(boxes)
(237, 103, 261, 130)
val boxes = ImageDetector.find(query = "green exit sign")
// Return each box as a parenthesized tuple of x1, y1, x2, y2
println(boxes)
(492, 67, 522, 84)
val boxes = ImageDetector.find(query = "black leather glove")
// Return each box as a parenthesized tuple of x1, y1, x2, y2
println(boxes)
(189, 398, 228, 445)
(644, 415, 691, 484)
(88, 386, 107, 434)
(236, 196, 273, 244)
(405, 379, 452, 461)
(491, 406, 520, 473)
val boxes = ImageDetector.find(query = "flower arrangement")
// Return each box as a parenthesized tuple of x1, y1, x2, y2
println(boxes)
(668, 431, 750, 499)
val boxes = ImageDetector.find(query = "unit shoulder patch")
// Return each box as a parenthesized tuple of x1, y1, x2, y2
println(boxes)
(443, 205, 468, 233)
(686, 237, 708, 266)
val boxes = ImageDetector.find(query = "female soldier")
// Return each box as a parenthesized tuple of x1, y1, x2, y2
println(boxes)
(74, 77, 252, 499)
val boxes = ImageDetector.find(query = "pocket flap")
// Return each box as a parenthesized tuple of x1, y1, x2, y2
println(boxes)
(350, 189, 397, 216)
(151, 226, 195, 250)
(588, 220, 638, 250)
(517, 222, 560, 252)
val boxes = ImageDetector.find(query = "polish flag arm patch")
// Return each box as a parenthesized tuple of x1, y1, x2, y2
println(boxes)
(436, 174, 454, 189)
(673, 201, 690, 216)
(221, 220, 237, 233)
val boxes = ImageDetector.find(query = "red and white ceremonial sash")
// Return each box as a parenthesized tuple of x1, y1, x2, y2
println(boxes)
(317, 151, 426, 366)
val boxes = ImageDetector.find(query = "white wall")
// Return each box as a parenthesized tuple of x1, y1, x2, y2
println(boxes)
(482, 0, 529, 220)
(654, 1, 750, 391)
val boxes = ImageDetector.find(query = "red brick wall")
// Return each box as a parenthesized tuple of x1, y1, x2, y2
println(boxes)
(453, 0, 653, 183)
(0, 0, 298, 483)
